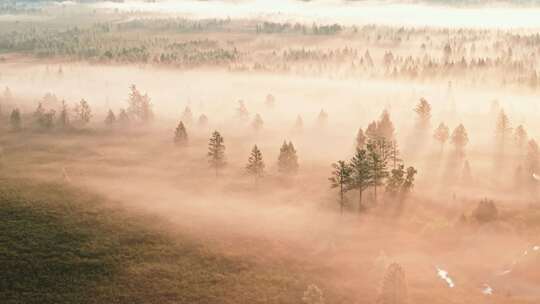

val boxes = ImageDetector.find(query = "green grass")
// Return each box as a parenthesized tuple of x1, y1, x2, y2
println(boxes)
(0, 178, 306, 304)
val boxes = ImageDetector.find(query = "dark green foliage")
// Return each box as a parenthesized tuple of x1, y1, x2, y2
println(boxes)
(174, 121, 188, 146)
(277, 141, 299, 175)
(246, 145, 265, 184)
(349, 148, 371, 212)
(472, 198, 498, 223)
(329, 160, 352, 214)
(208, 131, 226, 176)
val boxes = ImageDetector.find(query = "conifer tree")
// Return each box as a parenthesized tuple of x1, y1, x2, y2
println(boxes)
(246, 145, 265, 185)
(514, 125, 528, 149)
(451, 124, 469, 157)
(495, 109, 512, 151)
(127, 85, 153, 123)
(208, 131, 226, 177)
(433, 122, 449, 153)
(198, 114, 208, 127)
(377, 263, 408, 304)
(181, 106, 193, 125)
(117, 109, 130, 126)
(356, 128, 367, 150)
(105, 109, 116, 127)
(294, 115, 304, 131)
(278, 141, 299, 175)
(414, 97, 431, 130)
(378, 110, 395, 141)
(367, 142, 389, 204)
(252, 113, 264, 132)
(316, 109, 328, 128)
(74, 99, 92, 126)
(174, 121, 188, 146)
(329, 160, 352, 214)
(349, 148, 371, 212)
(9, 108, 21, 131)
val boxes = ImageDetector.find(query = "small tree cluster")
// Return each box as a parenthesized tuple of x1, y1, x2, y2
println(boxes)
(127, 85, 153, 123)
(277, 141, 299, 175)
(174, 121, 188, 146)
(246, 145, 265, 185)
(472, 198, 498, 223)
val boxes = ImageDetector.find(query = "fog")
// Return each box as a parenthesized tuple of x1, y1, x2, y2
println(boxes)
(92, 0, 540, 29)
(2, 1, 540, 303)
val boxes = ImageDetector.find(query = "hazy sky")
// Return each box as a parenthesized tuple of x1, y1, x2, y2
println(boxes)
(92, 0, 540, 29)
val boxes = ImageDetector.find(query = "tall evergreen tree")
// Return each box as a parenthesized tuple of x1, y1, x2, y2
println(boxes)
(329, 160, 352, 214)
(356, 128, 367, 150)
(9, 108, 21, 131)
(367, 142, 389, 204)
(278, 141, 299, 175)
(74, 99, 92, 126)
(514, 125, 528, 149)
(433, 123, 450, 153)
(349, 148, 371, 212)
(198, 114, 208, 127)
(378, 110, 395, 141)
(294, 115, 304, 131)
(451, 124, 469, 157)
(127, 85, 153, 123)
(316, 109, 328, 128)
(105, 109, 116, 127)
(414, 97, 431, 130)
(246, 145, 265, 185)
(181, 106, 193, 125)
(495, 109, 512, 150)
(252, 113, 264, 132)
(377, 263, 408, 304)
(208, 131, 226, 177)
(117, 109, 130, 126)
(174, 121, 188, 146)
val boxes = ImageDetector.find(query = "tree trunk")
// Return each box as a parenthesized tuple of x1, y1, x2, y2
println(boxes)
(358, 188, 363, 213)
(340, 184, 344, 215)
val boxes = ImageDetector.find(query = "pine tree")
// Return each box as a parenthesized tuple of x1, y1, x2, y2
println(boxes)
(246, 145, 265, 185)
(127, 85, 153, 123)
(278, 141, 299, 175)
(198, 114, 208, 127)
(208, 131, 226, 177)
(451, 124, 469, 157)
(252, 113, 264, 132)
(495, 109, 512, 150)
(356, 128, 367, 150)
(329, 160, 352, 214)
(105, 109, 116, 127)
(367, 142, 389, 204)
(377, 263, 408, 304)
(433, 123, 449, 153)
(174, 121, 188, 146)
(514, 125, 528, 149)
(386, 165, 405, 198)
(74, 99, 92, 126)
(366, 121, 379, 140)
(9, 108, 21, 131)
(181, 106, 193, 125)
(414, 97, 431, 130)
(236, 100, 249, 121)
(349, 148, 371, 212)
(118, 109, 130, 126)
(57, 100, 70, 129)
(378, 110, 395, 141)
(402, 166, 417, 195)
(316, 109, 328, 128)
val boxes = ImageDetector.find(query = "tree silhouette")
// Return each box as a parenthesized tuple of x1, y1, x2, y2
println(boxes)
(526, 139, 540, 180)
(208, 131, 226, 177)
(174, 121, 188, 146)
(316, 109, 328, 128)
(414, 97, 431, 131)
(433, 123, 449, 153)
(181, 106, 193, 125)
(246, 145, 265, 185)
(377, 263, 408, 304)
(278, 141, 299, 175)
(57, 100, 70, 129)
(252, 113, 264, 132)
(514, 125, 528, 149)
(9, 108, 21, 131)
(105, 109, 116, 127)
(349, 148, 371, 212)
(495, 109, 512, 152)
(451, 124, 469, 157)
(329, 160, 352, 214)
(294, 115, 304, 132)
(302, 284, 325, 304)
(356, 128, 366, 150)
(236, 100, 249, 122)
(74, 99, 92, 126)
(117, 109, 130, 126)
(367, 142, 389, 204)
(127, 85, 153, 123)
(378, 110, 395, 141)
(198, 114, 208, 127)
